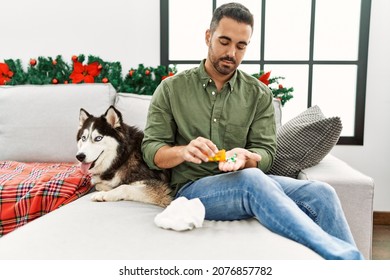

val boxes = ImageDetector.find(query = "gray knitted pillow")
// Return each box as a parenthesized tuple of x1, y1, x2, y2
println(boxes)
(268, 105, 342, 178)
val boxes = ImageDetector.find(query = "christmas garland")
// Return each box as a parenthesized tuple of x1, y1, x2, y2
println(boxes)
(0, 54, 177, 96)
(0, 54, 293, 104)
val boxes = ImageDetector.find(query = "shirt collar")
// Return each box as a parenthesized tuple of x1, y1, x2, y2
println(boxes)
(197, 59, 237, 93)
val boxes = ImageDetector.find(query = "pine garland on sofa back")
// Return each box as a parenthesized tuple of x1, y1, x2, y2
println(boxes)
(0, 54, 177, 96)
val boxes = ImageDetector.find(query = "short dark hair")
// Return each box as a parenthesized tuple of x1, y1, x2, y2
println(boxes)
(209, 2, 254, 33)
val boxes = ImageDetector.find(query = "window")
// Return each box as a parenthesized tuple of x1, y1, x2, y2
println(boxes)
(161, 0, 371, 145)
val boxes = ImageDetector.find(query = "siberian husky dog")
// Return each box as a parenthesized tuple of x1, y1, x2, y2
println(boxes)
(76, 106, 172, 207)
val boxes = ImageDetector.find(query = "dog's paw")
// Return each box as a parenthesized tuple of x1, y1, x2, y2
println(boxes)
(90, 191, 121, 202)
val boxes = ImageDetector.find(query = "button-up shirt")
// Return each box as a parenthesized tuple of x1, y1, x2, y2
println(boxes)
(142, 60, 276, 195)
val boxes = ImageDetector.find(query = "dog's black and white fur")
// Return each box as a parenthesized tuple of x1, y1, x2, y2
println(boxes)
(76, 106, 172, 207)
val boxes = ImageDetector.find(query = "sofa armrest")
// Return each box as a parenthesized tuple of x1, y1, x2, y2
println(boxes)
(298, 154, 375, 259)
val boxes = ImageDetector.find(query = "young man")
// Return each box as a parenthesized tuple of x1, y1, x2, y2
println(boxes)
(142, 2, 363, 260)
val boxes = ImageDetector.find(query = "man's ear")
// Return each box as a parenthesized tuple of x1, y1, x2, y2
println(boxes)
(104, 106, 122, 128)
(79, 108, 90, 128)
(205, 29, 211, 46)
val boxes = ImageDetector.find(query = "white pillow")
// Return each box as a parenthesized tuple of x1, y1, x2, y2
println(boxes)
(273, 98, 282, 130)
(115, 93, 152, 130)
(0, 84, 116, 162)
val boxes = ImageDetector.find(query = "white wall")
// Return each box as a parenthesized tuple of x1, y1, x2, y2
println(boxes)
(1, 0, 389, 211)
(1, 0, 160, 72)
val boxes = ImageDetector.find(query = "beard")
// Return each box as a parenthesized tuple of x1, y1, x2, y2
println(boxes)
(208, 45, 238, 76)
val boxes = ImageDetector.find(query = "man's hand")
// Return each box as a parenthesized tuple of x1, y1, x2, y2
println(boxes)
(218, 148, 261, 172)
(181, 137, 219, 164)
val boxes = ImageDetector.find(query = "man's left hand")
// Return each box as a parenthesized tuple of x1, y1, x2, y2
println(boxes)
(218, 148, 261, 172)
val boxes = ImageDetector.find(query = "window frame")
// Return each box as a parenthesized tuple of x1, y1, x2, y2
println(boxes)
(160, 0, 371, 145)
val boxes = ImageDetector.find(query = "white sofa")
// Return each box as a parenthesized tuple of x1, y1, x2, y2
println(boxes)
(0, 84, 374, 259)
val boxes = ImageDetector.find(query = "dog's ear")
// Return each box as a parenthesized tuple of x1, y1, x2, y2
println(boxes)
(79, 108, 90, 128)
(104, 106, 122, 129)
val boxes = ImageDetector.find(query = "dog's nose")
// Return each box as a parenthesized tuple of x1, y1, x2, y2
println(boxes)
(76, 153, 86, 162)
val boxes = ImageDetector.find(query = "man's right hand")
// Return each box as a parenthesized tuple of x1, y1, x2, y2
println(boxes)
(154, 137, 219, 169)
(180, 137, 219, 164)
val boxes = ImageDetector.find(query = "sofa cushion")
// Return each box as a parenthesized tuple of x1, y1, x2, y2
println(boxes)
(0, 161, 92, 236)
(0, 84, 116, 162)
(273, 98, 282, 129)
(115, 93, 152, 130)
(269, 105, 342, 178)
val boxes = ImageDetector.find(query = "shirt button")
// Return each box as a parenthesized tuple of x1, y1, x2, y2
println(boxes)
(213, 118, 217, 122)
(212, 91, 216, 96)
(203, 84, 206, 87)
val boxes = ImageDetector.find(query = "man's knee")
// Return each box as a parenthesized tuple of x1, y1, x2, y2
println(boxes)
(239, 168, 267, 184)
(240, 167, 264, 177)
(238, 168, 282, 193)
(311, 181, 337, 198)
(306, 181, 342, 213)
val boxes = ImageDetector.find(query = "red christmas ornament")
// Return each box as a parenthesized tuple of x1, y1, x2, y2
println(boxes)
(102, 77, 108, 83)
(0, 62, 13, 85)
(64, 80, 69, 84)
(52, 78, 58, 84)
(258, 71, 271, 86)
(162, 72, 174, 80)
(30, 59, 37, 66)
(278, 84, 283, 89)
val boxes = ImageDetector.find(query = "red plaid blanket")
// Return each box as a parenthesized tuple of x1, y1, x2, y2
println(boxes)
(0, 161, 92, 236)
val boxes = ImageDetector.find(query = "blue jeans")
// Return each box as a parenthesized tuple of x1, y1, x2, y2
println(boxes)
(175, 168, 364, 260)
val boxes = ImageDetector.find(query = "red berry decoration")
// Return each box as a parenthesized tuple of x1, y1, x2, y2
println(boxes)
(52, 60, 57, 66)
(98, 64, 103, 70)
(129, 70, 134, 77)
(145, 69, 150, 76)
(102, 77, 108, 83)
(30, 59, 37, 66)
(52, 78, 58, 84)
(71, 55, 78, 62)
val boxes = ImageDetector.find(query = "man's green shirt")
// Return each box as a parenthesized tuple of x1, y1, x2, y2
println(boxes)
(141, 60, 276, 195)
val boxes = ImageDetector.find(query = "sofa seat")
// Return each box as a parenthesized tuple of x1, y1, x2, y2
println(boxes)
(0, 192, 322, 260)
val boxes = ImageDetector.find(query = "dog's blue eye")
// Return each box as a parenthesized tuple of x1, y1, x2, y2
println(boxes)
(95, 136, 103, 142)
